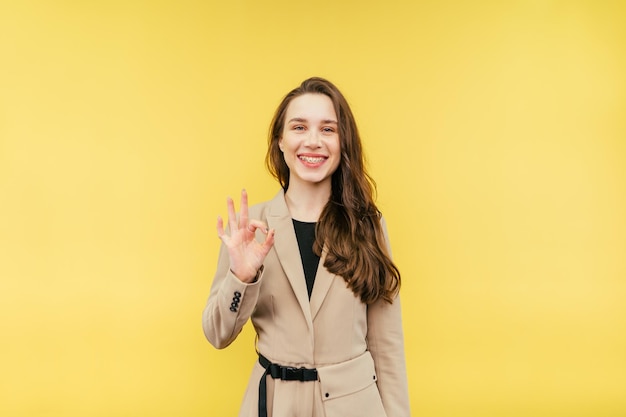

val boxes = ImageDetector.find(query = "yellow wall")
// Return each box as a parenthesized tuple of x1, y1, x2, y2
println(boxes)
(1, 1, 625, 416)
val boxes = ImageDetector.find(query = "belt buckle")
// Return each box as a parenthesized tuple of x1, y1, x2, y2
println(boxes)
(281, 366, 303, 380)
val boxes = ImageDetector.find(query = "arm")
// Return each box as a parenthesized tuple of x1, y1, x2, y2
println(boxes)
(202, 190, 274, 349)
(367, 217, 410, 416)
(367, 294, 410, 416)
(202, 243, 266, 349)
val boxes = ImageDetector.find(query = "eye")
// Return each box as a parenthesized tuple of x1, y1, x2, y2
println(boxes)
(293, 125, 305, 131)
(322, 126, 336, 134)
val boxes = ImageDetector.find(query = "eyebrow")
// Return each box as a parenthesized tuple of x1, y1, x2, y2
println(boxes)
(287, 117, 338, 124)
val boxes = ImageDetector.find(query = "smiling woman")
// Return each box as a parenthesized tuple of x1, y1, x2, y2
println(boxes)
(202, 77, 409, 417)
(278, 93, 341, 195)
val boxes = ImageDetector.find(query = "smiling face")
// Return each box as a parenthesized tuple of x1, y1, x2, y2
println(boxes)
(278, 93, 341, 191)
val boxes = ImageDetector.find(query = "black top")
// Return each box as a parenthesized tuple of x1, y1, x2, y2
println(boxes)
(292, 219, 320, 299)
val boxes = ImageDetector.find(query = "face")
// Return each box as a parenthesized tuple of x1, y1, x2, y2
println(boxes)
(279, 93, 341, 190)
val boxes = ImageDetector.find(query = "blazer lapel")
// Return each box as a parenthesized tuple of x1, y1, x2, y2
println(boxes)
(266, 191, 314, 333)
(309, 247, 336, 321)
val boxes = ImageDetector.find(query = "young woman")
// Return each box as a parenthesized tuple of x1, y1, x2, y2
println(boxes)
(202, 77, 409, 417)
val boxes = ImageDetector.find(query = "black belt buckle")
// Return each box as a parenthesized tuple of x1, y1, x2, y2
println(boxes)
(282, 366, 303, 380)
(267, 361, 317, 381)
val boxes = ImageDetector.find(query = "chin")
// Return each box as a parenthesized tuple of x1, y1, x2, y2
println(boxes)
(296, 174, 331, 185)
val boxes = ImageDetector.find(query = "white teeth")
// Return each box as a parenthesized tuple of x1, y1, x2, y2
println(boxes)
(299, 156, 325, 163)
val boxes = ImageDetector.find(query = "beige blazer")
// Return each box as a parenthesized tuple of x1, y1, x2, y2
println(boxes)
(203, 190, 410, 417)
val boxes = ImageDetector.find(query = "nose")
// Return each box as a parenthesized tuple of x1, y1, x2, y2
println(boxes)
(304, 130, 322, 148)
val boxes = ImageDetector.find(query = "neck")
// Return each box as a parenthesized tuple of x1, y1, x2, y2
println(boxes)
(284, 182, 331, 222)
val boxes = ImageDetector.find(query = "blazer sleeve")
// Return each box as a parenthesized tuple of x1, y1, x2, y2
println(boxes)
(202, 241, 264, 349)
(366, 217, 411, 417)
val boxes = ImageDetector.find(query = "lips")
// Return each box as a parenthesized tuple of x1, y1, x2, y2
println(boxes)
(298, 154, 328, 165)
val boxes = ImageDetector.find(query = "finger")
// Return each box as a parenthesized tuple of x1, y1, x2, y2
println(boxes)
(261, 229, 275, 253)
(247, 219, 269, 234)
(217, 216, 230, 245)
(217, 216, 226, 238)
(239, 189, 249, 230)
(226, 196, 237, 232)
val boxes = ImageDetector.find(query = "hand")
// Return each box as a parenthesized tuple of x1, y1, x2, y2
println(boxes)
(217, 189, 275, 283)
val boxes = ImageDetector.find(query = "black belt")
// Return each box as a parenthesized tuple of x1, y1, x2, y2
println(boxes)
(258, 354, 318, 417)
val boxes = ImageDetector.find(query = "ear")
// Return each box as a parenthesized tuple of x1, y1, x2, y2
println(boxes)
(278, 138, 284, 152)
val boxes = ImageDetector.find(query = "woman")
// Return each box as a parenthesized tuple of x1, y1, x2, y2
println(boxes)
(202, 77, 410, 417)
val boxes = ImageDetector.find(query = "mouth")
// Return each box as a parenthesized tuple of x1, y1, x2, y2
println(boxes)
(298, 155, 328, 164)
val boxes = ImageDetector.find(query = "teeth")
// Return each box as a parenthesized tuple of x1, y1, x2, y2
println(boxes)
(299, 156, 325, 163)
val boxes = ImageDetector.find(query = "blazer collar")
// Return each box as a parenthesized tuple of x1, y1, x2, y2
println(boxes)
(265, 190, 336, 328)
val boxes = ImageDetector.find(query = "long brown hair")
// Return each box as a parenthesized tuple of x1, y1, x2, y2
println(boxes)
(266, 77, 400, 304)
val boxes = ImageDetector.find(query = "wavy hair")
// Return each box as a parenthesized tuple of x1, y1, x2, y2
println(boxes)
(266, 77, 400, 304)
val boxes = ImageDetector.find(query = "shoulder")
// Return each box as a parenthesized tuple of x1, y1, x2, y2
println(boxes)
(380, 214, 388, 228)
(376, 212, 390, 235)
(248, 189, 287, 220)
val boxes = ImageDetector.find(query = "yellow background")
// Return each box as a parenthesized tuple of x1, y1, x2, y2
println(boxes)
(1, 1, 625, 416)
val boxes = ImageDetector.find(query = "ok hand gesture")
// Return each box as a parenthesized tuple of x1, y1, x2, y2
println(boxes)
(217, 189, 275, 283)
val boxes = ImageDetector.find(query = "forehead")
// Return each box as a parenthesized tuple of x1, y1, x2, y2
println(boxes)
(285, 93, 337, 121)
